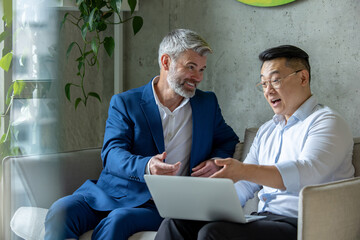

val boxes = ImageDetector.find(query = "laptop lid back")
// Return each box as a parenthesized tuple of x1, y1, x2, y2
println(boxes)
(144, 175, 248, 223)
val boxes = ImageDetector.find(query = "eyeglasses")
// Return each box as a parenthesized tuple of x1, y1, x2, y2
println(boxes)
(256, 69, 303, 92)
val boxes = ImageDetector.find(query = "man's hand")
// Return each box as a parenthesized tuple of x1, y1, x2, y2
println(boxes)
(191, 159, 221, 177)
(210, 158, 243, 182)
(149, 152, 181, 175)
(210, 158, 286, 190)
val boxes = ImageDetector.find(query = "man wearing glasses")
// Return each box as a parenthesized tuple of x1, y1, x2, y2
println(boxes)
(155, 45, 354, 240)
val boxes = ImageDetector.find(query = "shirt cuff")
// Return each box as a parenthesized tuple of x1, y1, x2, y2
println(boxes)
(275, 161, 300, 193)
(234, 181, 250, 207)
(145, 159, 151, 175)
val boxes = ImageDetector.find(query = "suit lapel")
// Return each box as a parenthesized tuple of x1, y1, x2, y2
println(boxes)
(140, 80, 165, 153)
(189, 93, 202, 169)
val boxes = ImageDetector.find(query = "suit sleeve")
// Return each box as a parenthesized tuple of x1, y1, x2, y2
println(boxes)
(101, 95, 151, 182)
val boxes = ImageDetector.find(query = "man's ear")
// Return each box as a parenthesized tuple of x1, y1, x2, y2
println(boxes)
(161, 54, 171, 71)
(300, 70, 310, 86)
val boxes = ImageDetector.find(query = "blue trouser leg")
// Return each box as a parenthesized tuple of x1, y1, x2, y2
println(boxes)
(45, 194, 101, 240)
(92, 201, 163, 240)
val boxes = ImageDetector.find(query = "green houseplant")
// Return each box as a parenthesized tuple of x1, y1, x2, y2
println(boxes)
(62, 0, 143, 109)
(1, 0, 57, 158)
(0, 0, 20, 158)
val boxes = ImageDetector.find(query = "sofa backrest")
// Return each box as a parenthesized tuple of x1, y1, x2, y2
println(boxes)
(1, 148, 103, 240)
(2, 147, 103, 209)
(353, 138, 360, 177)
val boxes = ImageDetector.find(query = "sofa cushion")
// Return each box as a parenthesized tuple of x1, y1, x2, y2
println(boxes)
(10, 207, 157, 240)
(10, 207, 47, 240)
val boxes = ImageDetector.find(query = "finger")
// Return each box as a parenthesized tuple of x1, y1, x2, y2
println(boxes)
(209, 168, 225, 179)
(156, 152, 167, 161)
(214, 158, 232, 167)
(192, 161, 205, 171)
(191, 163, 210, 177)
(193, 169, 212, 177)
(155, 161, 181, 175)
(157, 161, 180, 170)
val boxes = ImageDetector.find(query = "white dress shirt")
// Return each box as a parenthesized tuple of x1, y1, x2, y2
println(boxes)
(235, 95, 354, 218)
(146, 76, 192, 176)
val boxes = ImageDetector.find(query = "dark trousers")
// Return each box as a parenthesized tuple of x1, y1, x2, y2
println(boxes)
(45, 194, 163, 240)
(155, 212, 297, 240)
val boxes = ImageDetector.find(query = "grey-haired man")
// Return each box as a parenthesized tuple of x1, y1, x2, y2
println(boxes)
(45, 29, 239, 240)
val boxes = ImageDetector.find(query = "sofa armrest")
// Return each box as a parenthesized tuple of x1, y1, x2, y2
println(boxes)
(298, 177, 360, 240)
(2, 148, 103, 240)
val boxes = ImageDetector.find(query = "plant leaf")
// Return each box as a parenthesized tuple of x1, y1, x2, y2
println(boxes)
(5, 84, 13, 105)
(81, 24, 88, 41)
(0, 52, 13, 72)
(65, 83, 72, 101)
(128, 0, 137, 14)
(103, 12, 113, 19)
(77, 61, 84, 72)
(96, 21, 107, 32)
(0, 29, 9, 43)
(88, 92, 102, 102)
(110, 0, 122, 13)
(75, 98, 82, 109)
(88, 8, 97, 31)
(13, 80, 25, 96)
(104, 37, 115, 57)
(66, 42, 76, 59)
(0, 133, 6, 143)
(132, 16, 143, 35)
(76, 0, 84, 5)
(60, 12, 69, 30)
(91, 39, 98, 55)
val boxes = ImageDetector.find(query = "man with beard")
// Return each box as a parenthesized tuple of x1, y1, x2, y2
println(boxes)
(45, 29, 239, 240)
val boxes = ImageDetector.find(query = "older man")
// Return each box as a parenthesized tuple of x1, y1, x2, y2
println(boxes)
(45, 29, 239, 240)
(155, 45, 354, 240)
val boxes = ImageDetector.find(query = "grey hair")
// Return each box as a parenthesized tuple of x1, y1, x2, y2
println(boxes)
(158, 29, 212, 68)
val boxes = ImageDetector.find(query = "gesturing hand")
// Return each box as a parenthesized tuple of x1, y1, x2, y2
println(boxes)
(191, 159, 221, 177)
(210, 158, 243, 182)
(149, 152, 181, 175)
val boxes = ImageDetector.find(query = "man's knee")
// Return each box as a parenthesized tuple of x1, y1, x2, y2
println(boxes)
(46, 195, 84, 223)
(198, 222, 224, 240)
(45, 195, 90, 240)
(93, 208, 140, 239)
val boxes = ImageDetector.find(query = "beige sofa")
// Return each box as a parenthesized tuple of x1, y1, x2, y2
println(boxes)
(2, 128, 360, 240)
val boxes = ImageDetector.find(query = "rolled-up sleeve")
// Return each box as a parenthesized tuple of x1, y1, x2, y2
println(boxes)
(278, 109, 354, 193)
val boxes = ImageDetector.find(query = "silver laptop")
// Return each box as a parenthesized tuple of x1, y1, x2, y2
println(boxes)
(144, 175, 266, 223)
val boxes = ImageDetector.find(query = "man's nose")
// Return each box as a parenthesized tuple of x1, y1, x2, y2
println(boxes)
(264, 82, 275, 93)
(192, 71, 203, 82)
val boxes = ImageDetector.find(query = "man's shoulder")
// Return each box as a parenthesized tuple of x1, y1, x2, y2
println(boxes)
(112, 83, 149, 101)
(193, 89, 217, 100)
(309, 104, 347, 123)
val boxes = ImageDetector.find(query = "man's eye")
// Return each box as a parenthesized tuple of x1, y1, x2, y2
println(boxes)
(188, 65, 194, 70)
(272, 79, 280, 84)
(261, 82, 267, 86)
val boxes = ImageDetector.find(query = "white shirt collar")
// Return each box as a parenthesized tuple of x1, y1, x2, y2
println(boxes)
(273, 95, 317, 126)
(151, 76, 190, 114)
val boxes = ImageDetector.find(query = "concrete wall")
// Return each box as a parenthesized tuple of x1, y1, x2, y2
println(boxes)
(56, 11, 114, 151)
(123, 0, 360, 140)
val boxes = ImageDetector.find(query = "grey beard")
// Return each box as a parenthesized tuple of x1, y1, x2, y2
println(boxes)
(167, 76, 196, 98)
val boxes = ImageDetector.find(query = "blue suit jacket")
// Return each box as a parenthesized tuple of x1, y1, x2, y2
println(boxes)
(75, 79, 239, 211)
